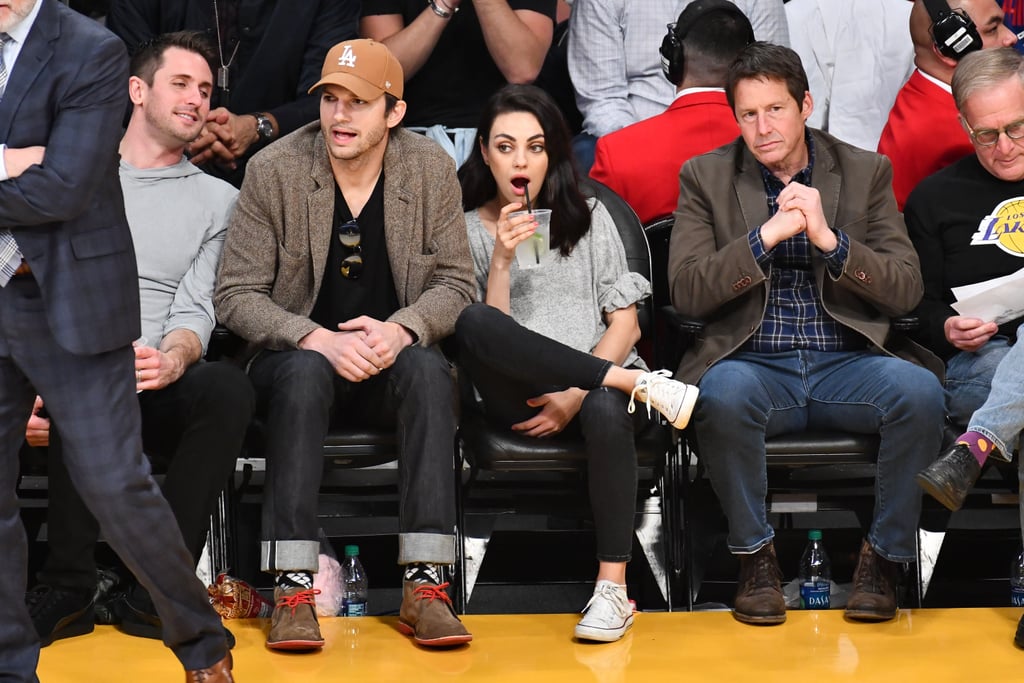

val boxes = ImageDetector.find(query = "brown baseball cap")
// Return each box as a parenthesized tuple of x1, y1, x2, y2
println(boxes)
(308, 39, 404, 100)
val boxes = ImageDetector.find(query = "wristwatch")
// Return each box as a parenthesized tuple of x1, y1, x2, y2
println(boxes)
(253, 113, 275, 143)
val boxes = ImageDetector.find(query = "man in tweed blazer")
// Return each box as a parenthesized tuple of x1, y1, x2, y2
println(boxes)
(215, 39, 475, 651)
(669, 43, 945, 628)
(0, 1, 233, 681)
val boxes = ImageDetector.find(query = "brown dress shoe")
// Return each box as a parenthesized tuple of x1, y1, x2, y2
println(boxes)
(398, 580, 472, 647)
(266, 587, 324, 651)
(185, 652, 233, 683)
(733, 542, 786, 625)
(845, 539, 899, 621)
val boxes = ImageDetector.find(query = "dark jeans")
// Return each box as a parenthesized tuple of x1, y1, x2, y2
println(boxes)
(38, 360, 255, 591)
(695, 350, 945, 562)
(247, 344, 459, 572)
(456, 303, 644, 562)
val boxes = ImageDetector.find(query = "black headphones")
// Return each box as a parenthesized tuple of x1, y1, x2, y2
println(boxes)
(923, 0, 982, 60)
(660, 0, 755, 86)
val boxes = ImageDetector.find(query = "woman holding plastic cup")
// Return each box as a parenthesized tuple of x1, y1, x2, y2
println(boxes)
(456, 84, 699, 643)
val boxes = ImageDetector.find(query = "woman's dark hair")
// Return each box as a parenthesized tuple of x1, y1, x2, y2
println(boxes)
(459, 84, 591, 256)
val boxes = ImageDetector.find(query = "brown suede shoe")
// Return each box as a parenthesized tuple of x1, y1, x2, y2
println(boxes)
(185, 652, 233, 682)
(398, 580, 472, 647)
(266, 587, 324, 651)
(733, 542, 786, 625)
(845, 539, 899, 622)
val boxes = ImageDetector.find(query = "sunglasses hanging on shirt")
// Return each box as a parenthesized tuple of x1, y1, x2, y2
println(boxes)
(337, 219, 364, 279)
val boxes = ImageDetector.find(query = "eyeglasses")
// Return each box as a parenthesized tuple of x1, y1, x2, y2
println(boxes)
(962, 115, 1024, 147)
(337, 219, 363, 279)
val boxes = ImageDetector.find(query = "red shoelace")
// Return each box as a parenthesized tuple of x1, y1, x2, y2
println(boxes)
(276, 588, 321, 614)
(412, 582, 453, 605)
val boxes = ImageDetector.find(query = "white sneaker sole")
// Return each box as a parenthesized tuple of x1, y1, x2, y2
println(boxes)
(574, 614, 634, 642)
(666, 384, 699, 430)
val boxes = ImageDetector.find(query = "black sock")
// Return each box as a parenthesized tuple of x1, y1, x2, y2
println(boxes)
(276, 571, 313, 590)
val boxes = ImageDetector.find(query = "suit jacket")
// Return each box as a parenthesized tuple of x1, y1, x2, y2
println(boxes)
(669, 127, 943, 385)
(877, 70, 974, 211)
(0, 0, 140, 355)
(589, 90, 739, 225)
(214, 124, 476, 353)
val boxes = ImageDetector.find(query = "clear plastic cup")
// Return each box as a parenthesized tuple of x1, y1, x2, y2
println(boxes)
(510, 209, 552, 269)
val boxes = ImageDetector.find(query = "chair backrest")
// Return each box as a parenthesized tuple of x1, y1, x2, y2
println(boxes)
(643, 215, 674, 311)
(580, 177, 654, 337)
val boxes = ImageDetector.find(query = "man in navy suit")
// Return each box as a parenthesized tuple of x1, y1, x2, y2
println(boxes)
(0, 1, 233, 681)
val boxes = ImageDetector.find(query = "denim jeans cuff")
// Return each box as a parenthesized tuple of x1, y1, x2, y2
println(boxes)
(965, 425, 1013, 462)
(398, 532, 456, 565)
(866, 534, 917, 564)
(727, 533, 775, 555)
(260, 540, 320, 573)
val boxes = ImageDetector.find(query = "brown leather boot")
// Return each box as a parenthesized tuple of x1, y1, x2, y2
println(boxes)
(266, 587, 324, 651)
(398, 580, 472, 647)
(845, 539, 899, 621)
(185, 652, 233, 682)
(733, 542, 786, 625)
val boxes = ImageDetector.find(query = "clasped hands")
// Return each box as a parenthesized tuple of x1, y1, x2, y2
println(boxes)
(187, 108, 260, 169)
(300, 316, 414, 382)
(760, 183, 837, 253)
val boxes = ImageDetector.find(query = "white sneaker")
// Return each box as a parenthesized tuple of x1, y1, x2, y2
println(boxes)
(627, 370, 699, 429)
(574, 580, 634, 642)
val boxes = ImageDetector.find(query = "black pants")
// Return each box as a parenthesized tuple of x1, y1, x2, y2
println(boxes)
(38, 360, 255, 591)
(247, 344, 459, 572)
(455, 303, 643, 562)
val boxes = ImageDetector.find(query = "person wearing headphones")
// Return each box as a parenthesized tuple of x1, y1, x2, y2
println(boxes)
(588, 0, 753, 225)
(566, 0, 788, 174)
(878, 0, 1018, 210)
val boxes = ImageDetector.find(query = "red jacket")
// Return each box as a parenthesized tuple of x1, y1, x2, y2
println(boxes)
(590, 91, 739, 225)
(877, 70, 974, 211)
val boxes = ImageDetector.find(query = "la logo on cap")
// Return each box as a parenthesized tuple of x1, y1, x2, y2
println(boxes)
(338, 45, 357, 68)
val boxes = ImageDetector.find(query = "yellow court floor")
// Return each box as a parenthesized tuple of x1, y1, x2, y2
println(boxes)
(37, 608, 1023, 682)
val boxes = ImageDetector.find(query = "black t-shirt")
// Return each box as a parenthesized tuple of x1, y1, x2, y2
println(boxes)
(361, 0, 557, 128)
(311, 174, 400, 330)
(905, 154, 1024, 360)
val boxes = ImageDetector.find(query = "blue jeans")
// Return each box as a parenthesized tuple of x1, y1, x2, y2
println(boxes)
(965, 324, 1024, 459)
(944, 336, 1012, 431)
(694, 350, 945, 562)
(247, 345, 459, 574)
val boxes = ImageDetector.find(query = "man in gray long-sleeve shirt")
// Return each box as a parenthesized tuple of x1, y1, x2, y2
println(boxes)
(23, 32, 253, 663)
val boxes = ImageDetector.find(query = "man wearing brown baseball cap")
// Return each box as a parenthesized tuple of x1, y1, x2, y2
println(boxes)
(215, 38, 476, 651)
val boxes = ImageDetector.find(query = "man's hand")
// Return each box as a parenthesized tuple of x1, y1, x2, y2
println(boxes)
(4, 146, 45, 179)
(777, 183, 836, 252)
(944, 315, 999, 352)
(187, 108, 261, 168)
(759, 206, 806, 250)
(511, 388, 586, 438)
(298, 327, 386, 382)
(134, 344, 187, 391)
(336, 316, 414, 370)
(25, 396, 50, 447)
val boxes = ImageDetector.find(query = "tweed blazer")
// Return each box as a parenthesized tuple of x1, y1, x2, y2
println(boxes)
(214, 124, 475, 352)
(668, 127, 943, 385)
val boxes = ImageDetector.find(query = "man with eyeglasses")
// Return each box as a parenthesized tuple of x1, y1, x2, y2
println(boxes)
(214, 39, 476, 651)
(907, 47, 1024, 647)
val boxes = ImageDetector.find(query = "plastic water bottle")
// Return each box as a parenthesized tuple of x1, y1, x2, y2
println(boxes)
(341, 544, 369, 617)
(1011, 550, 1024, 607)
(798, 530, 831, 609)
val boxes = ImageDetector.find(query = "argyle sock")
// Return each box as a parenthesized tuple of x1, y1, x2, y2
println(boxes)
(403, 562, 442, 585)
(957, 430, 998, 466)
(276, 571, 313, 591)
